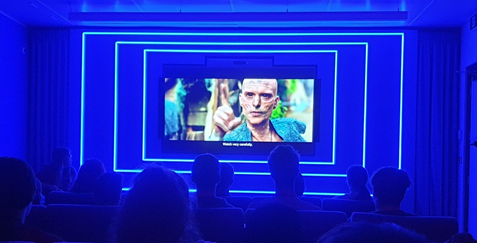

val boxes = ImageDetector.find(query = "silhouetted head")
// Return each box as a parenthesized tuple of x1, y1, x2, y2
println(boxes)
(116, 166, 193, 243)
(246, 202, 304, 243)
(52, 147, 72, 167)
(346, 165, 369, 190)
(0, 157, 36, 212)
(371, 167, 411, 208)
(216, 162, 234, 197)
(317, 222, 430, 243)
(71, 158, 106, 193)
(94, 172, 123, 205)
(268, 145, 300, 184)
(191, 153, 221, 188)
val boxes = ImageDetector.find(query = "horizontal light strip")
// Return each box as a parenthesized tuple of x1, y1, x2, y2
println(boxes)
(121, 187, 344, 196)
(115, 169, 345, 177)
(117, 41, 367, 45)
(142, 158, 334, 165)
(85, 32, 404, 36)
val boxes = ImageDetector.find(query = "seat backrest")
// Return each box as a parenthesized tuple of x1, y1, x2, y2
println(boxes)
(44, 204, 119, 242)
(46, 191, 96, 205)
(223, 196, 252, 211)
(194, 208, 245, 243)
(245, 209, 347, 243)
(322, 198, 375, 217)
(299, 197, 322, 207)
(250, 196, 271, 204)
(350, 212, 459, 242)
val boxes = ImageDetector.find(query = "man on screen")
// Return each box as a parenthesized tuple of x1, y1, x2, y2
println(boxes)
(211, 78, 306, 142)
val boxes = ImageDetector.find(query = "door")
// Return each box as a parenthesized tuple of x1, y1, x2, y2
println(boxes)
(469, 72, 477, 236)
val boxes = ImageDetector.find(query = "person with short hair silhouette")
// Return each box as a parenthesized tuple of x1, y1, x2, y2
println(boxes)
(116, 165, 205, 243)
(370, 167, 414, 216)
(0, 157, 63, 243)
(294, 173, 305, 197)
(191, 153, 233, 208)
(36, 147, 77, 195)
(248, 145, 320, 210)
(334, 165, 372, 201)
(216, 162, 234, 197)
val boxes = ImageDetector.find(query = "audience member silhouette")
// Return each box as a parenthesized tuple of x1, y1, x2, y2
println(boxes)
(36, 147, 77, 195)
(295, 173, 305, 197)
(245, 202, 304, 243)
(33, 178, 44, 204)
(0, 157, 63, 243)
(71, 158, 106, 193)
(191, 153, 233, 208)
(115, 165, 203, 243)
(445, 233, 477, 243)
(334, 165, 372, 201)
(316, 222, 430, 243)
(94, 172, 123, 205)
(216, 162, 234, 197)
(248, 145, 321, 210)
(370, 167, 413, 216)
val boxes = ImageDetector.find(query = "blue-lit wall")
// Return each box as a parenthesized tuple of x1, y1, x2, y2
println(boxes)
(0, 15, 28, 160)
(69, 30, 418, 205)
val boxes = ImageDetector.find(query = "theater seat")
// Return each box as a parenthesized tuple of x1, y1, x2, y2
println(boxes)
(250, 196, 271, 204)
(350, 212, 459, 242)
(299, 196, 322, 207)
(46, 191, 96, 205)
(194, 208, 245, 243)
(44, 204, 119, 242)
(246, 209, 347, 243)
(223, 196, 252, 211)
(321, 198, 375, 217)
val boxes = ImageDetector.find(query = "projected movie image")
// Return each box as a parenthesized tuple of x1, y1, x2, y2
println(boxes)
(164, 78, 315, 147)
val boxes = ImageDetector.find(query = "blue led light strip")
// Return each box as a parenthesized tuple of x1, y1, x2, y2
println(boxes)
(120, 187, 345, 196)
(139, 48, 339, 166)
(398, 34, 405, 169)
(80, 33, 86, 166)
(116, 41, 368, 45)
(84, 32, 404, 36)
(82, 32, 405, 193)
(115, 168, 346, 177)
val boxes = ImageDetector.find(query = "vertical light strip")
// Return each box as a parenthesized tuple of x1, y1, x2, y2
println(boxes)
(142, 49, 148, 161)
(362, 44, 369, 168)
(332, 51, 338, 164)
(80, 32, 86, 166)
(398, 33, 405, 169)
(113, 42, 119, 171)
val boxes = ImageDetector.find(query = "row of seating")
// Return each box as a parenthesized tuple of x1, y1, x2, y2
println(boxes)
(25, 204, 458, 243)
(45, 192, 375, 217)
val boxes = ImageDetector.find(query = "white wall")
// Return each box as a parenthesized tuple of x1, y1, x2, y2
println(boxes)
(0, 14, 28, 160)
(460, 19, 477, 235)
